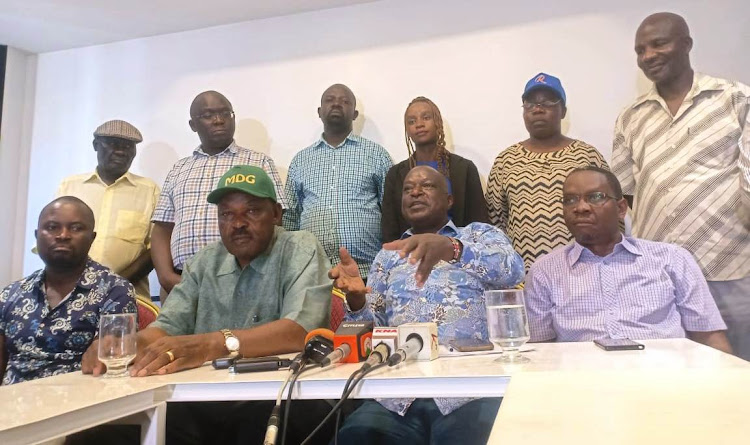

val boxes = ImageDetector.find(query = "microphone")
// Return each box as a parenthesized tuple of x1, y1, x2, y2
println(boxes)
(372, 326, 399, 353)
(387, 322, 439, 366)
(361, 341, 391, 371)
(323, 321, 374, 366)
(320, 343, 351, 367)
(387, 334, 423, 366)
(290, 329, 335, 372)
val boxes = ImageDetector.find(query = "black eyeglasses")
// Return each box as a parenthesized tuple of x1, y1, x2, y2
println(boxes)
(522, 99, 562, 110)
(193, 110, 235, 121)
(560, 192, 617, 207)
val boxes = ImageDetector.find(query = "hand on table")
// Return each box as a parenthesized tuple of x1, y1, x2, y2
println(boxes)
(129, 333, 221, 377)
(383, 234, 456, 287)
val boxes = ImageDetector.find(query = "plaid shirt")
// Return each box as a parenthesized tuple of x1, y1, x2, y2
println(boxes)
(282, 134, 392, 277)
(525, 236, 727, 342)
(152, 141, 286, 269)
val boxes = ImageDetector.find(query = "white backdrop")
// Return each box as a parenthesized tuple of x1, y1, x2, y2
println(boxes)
(18, 0, 750, 283)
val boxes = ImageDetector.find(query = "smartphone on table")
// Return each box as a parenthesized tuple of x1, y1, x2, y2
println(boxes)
(593, 338, 645, 351)
(449, 338, 494, 352)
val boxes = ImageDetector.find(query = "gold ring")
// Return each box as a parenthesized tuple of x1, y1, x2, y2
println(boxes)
(165, 350, 175, 363)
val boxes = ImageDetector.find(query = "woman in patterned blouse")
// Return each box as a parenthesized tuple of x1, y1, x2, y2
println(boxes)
(486, 73, 609, 270)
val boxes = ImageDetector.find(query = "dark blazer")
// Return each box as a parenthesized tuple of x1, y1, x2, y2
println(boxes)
(381, 152, 489, 242)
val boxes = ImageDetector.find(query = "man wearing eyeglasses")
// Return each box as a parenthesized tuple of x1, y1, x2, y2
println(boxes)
(151, 91, 286, 300)
(486, 72, 608, 271)
(524, 166, 731, 353)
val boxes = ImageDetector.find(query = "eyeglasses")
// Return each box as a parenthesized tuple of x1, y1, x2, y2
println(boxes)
(193, 110, 235, 121)
(522, 99, 562, 110)
(560, 192, 617, 207)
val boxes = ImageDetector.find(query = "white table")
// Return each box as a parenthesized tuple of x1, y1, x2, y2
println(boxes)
(489, 369, 750, 444)
(1, 339, 747, 444)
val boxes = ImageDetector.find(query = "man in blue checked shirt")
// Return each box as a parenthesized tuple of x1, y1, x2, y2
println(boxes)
(525, 166, 731, 353)
(283, 84, 393, 279)
(329, 166, 525, 445)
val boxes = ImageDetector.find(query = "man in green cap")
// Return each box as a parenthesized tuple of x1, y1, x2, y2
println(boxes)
(84, 165, 331, 376)
(81, 165, 333, 443)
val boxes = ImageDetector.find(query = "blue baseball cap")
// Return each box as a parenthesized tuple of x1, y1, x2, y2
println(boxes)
(522, 73, 566, 106)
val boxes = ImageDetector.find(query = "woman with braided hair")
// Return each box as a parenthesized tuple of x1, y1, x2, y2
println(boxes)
(381, 96, 488, 242)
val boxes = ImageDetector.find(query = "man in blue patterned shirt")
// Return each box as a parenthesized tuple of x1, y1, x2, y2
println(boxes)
(330, 166, 524, 445)
(0, 197, 136, 385)
(283, 84, 392, 279)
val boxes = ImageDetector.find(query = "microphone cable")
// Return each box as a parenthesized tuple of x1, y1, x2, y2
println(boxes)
(280, 363, 317, 445)
(299, 362, 388, 445)
(263, 367, 296, 445)
(333, 368, 364, 445)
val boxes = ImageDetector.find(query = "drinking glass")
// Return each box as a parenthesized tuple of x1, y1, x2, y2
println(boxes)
(97, 313, 137, 378)
(485, 289, 531, 363)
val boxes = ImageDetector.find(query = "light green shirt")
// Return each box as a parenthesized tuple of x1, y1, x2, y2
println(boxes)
(152, 227, 332, 335)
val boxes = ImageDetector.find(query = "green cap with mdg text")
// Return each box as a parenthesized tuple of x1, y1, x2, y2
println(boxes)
(207, 165, 277, 204)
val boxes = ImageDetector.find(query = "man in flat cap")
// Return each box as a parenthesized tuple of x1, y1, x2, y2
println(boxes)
(56, 119, 160, 307)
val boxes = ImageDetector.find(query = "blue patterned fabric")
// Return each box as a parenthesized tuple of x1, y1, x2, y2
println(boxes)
(0, 259, 136, 384)
(282, 134, 392, 278)
(346, 221, 524, 415)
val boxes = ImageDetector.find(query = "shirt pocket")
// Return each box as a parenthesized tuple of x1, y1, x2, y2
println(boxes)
(115, 210, 151, 244)
(686, 128, 740, 170)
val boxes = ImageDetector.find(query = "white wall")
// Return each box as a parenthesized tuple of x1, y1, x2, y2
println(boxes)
(0, 47, 36, 285)
(19, 0, 750, 279)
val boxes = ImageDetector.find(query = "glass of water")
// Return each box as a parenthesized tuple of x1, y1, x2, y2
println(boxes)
(97, 313, 137, 378)
(485, 289, 530, 363)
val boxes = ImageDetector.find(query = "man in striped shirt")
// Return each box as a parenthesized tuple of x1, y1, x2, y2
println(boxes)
(525, 167, 730, 353)
(611, 13, 750, 359)
(151, 91, 286, 299)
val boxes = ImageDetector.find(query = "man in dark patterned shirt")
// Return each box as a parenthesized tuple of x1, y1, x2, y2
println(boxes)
(0, 196, 136, 385)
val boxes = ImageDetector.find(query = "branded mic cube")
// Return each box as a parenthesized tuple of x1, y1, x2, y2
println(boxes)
(334, 321, 373, 363)
(372, 327, 399, 355)
(398, 322, 439, 361)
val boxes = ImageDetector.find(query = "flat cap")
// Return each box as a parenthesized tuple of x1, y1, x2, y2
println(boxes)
(93, 120, 143, 143)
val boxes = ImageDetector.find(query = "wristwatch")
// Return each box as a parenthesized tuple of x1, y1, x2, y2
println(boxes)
(220, 329, 240, 357)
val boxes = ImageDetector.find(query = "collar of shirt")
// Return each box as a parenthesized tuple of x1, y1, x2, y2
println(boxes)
(632, 72, 725, 111)
(215, 226, 284, 277)
(315, 133, 359, 150)
(401, 220, 458, 239)
(567, 234, 643, 266)
(193, 140, 239, 157)
(32, 258, 99, 299)
(83, 170, 138, 187)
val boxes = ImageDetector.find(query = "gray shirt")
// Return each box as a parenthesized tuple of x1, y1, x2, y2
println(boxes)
(152, 226, 332, 335)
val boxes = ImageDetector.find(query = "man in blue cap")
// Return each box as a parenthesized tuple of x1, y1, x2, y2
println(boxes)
(486, 72, 609, 270)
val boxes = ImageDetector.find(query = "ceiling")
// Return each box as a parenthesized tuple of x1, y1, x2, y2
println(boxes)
(0, 0, 377, 53)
